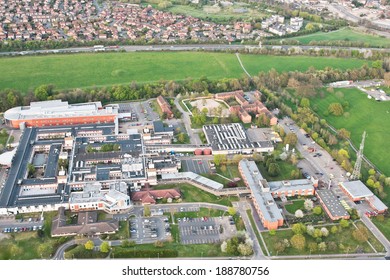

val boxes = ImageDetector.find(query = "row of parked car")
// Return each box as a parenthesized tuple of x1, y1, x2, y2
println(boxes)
(2, 225, 42, 233)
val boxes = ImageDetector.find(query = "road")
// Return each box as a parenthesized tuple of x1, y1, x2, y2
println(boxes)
(2, 43, 390, 57)
(174, 94, 201, 145)
(278, 117, 390, 257)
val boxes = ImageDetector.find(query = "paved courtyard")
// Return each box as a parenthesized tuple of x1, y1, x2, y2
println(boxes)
(181, 159, 210, 174)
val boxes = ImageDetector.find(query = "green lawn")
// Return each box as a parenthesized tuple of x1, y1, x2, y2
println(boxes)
(372, 216, 390, 243)
(0, 211, 69, 260)
(262, 223, 383, 256)
(174, 207, 226, 222)
(0, 52, 369, 93)
(290, 28, 390, 48)
(105, 221, 129, 240)
(153, 183, 238, 206)
(246, 209, 267, 255)
(284, 200, 305, 214)
(310, 87, 390, 176)
(111, 242, 228, 258)
(257, 161, 301, 181)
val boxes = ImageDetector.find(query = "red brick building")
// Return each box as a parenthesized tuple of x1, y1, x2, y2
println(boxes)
(156, 95, 174, 119)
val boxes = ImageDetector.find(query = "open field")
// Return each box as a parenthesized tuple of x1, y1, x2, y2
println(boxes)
(289, 28, 390, 48)
(0, 52, 369, 93)
(166, 4, 266, 24)
(240, 55, 368, 77)
(310, 88, 390, 177)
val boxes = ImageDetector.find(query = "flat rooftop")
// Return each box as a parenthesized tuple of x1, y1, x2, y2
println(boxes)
(268, 179, 314, 192)
(161, 172, 223, 190)
(316, 189, 349, 219)
(203, 123, 273, 151)
(340, 180, 374, 199)
(239, 160, 283, 223)
(4, 100, 118, 121)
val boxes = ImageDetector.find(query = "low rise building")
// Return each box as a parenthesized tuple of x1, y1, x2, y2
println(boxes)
(316, 189, 350, 221)
(339, 181, 388, 213)
(69, 181, 132, 214)
(203, 123, 274, 155)
(4, 100, 118, 129)
(51, 207, 119, 237)
(156, 95, 174, 119)
(239, 159, 316, 230)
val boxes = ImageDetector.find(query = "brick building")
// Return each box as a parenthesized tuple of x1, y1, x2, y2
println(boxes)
(156, 95, 174, 119)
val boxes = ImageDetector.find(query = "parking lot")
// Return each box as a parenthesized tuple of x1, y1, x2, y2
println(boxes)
(129, 216, 170, 244)
(181, 159, 210, 174)
(179, 216, 237, 245)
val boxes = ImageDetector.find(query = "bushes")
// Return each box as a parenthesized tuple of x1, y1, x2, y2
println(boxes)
(112, 248, 178, 258)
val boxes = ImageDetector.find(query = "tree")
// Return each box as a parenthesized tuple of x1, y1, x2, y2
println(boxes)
(313, 206, 322, 215)
(237, 243, 253, 256)
(292, 223, 306, 235)
(100, 241, 110, 253)
(308, 242, 318, 253)
(368, 169, 376, 176)
(85, 240, 94, 251)
(154, 240, 164, 248)
(268, 163, 280, 177)
(328, 103, 344, 116)
(352, 224, 369, 243)
(284, 132, 298, 146)
(227, 207, 237, 216)
(290, 234, 306, 251)
(306, 225, 315, 236)
(330, 225, 338, 234)
(318, 242, 327, 252)
(337, 128, 351, 139)
(300, 98, 310, 108)
(304, 199, 314, 211)
(226, 237, 239, 255)
(295, 210, 304, 218)
(312, 228, 323, 239)
(213, 154, 227, 166)
(339, 219, 349, 228)
(34, 85, 52, 101)
(27, 163, 35, 177)
(144, 205, 151, 217)
(274, 241, 286, 253)
(320, 227, 329, 237)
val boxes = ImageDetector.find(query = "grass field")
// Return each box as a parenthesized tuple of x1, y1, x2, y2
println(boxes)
(289, 28, 390, 48)
(0, 52, 368, 93)
(310, 88, 390, 176)
(240, 55, 368, 77)
(372, 216, 390, 242)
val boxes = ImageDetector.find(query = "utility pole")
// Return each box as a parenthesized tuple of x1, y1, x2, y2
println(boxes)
(351, 131, 366, 180)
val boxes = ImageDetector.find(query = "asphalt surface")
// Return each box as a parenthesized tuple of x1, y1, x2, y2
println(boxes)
(181, 159, 210, 174)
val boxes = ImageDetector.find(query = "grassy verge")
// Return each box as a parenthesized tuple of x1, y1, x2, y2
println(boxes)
(105, 221, 129, 240)
(246, 209, 267, 255)
(371, 216, 390, 245)
(65, 244, 109, 259)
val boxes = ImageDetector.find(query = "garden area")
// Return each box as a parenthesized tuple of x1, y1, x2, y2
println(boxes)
(261, 220, 385, 256)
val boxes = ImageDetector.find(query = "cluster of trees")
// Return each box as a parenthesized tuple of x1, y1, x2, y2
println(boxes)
(85, 240, 110, 253)
(221, 231, 254, 256)
(365, 169, 390, 200)
(263, 155, 280, 177)
(274, 219, 351, 254)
